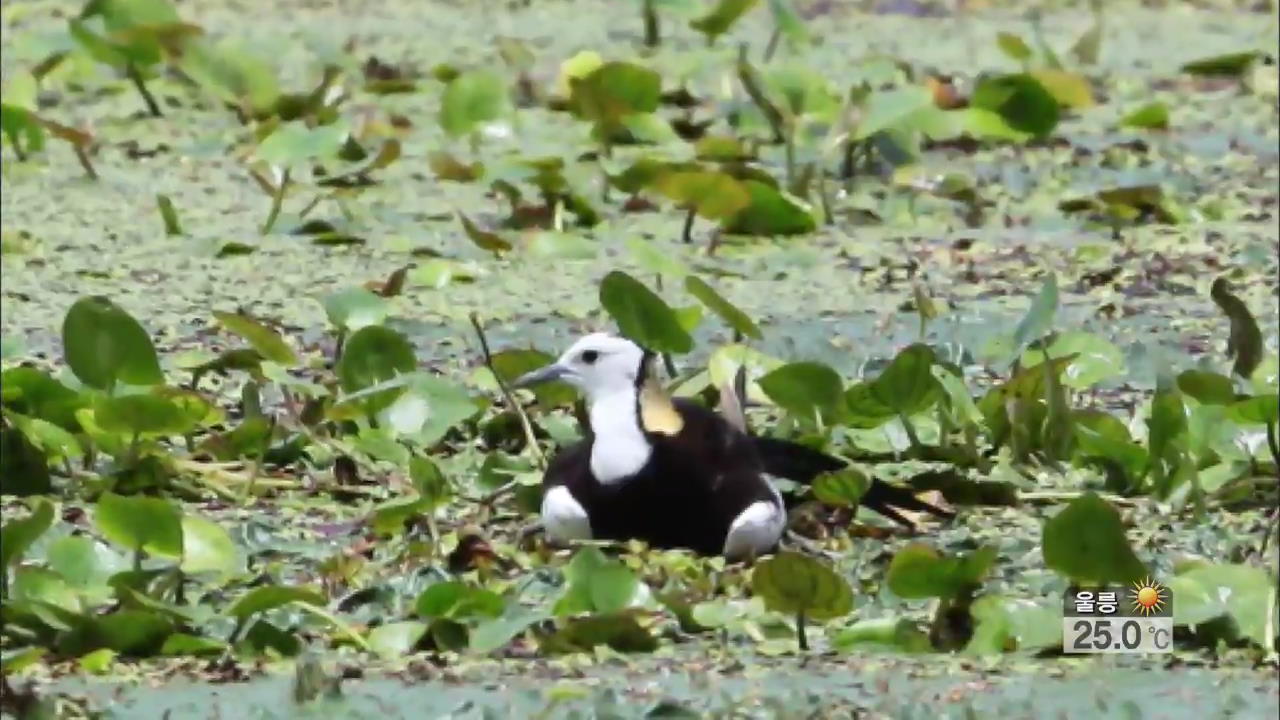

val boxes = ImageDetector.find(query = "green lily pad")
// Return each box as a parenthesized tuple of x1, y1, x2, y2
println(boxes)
(336, 325, 416, 415)
(439, 69, 509, 138)
(1042, 492, 1147, 585)
(887, 544, 997, 600)
(758, 361, 843, 418)
(211, 311, 297, 366)
(61, 296, 164, 391)
(752, 551, 853, 620)
(684, 275, 762, 340)
(599, 270, 694, 354)
(970, 74, 1060, 139)
(1, 497, 55, 570)
(94, 492, 184, 559)
(227, 585, 326, 620)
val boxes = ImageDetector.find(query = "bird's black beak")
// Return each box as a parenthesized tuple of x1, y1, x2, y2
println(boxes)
(511, 362, 571, 389)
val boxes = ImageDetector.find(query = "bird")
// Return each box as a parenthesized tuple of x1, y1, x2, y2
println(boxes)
(511, 332, 953, 561)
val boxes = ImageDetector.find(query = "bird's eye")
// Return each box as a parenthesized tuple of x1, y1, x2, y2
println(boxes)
(580, 350, 599, 364)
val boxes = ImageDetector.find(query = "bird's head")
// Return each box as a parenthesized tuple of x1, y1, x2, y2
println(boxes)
(512, 332, 649, 401)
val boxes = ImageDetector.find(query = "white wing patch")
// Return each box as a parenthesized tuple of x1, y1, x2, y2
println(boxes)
(722, 485, 786, 560)
(542, 486, 592, 543)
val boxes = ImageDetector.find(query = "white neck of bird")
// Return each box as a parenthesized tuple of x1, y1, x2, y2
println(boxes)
(587, 385, 652, 484)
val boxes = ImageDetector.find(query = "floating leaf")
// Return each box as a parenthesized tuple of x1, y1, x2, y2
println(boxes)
(544, 612, 657, 654)
(457, 213, 512, 257)
(227, 585, 326, 620)
(652, 170, 751, 221)
(811, 469, 870, 508)
(555, 547, 645, 616)
(428, 151, 483, 182)
(1168, 562, 1272, 648)
(156, 194, 183, 235)
(1021, 330, 1122, 389)
(439, 69, 509, 138)
(256, 121, 346, 166)
(683, 275, 761, 340)
(569, 61, 662, 126)
(1176, 370, 1236, 405)
(866, 344, 940, 417)
(1180, 51, 1260, 77)
(723, 180, 817, 236)
(62, 296, 164, 390)
(180, 515, 239, 577)
(996, 32, 1033, 63)
(758, 361, 843, 418)
(1042, 492, 1146, 585)
(690, 0, 760, 45)
(321, 287, 388, 332)
(970, 74, 1060, 139)
(1226, 394, 1279, 426)
(470, 607, 549, 655)
(752, 551, 853, 620)
(1, 498, 55, 569)
(1029, 69, 1094, 109)
(93, 392, 203, 436)
(368, 622, 428, 660)
(336, 325, 417, 414)
(212, 311, 297, 366)
(94, 492, 184, 559)
(965, 595, 1063, 654)
(416, 581, 505, 620)
(887, 544, 996, 599)
(1120, 102, 1169, 130)
(599, 270, 694, 354)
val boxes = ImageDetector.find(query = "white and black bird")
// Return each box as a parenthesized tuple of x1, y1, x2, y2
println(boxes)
(513, 333, 952, 561)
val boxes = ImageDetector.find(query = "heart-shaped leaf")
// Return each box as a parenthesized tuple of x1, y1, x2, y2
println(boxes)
(62, 296, 164, 390)
(336, 325, 416, 415)
(1042, 492, 1147, 585)
(322, 287, 388, 332)
(887, 544, 997, 600)
(684, 275, 762, 340)
(970, 74, 1060, 139)
(1, 497, 55, 570)
(212, 311, 297, 366)
(439, 69, 509, 138)
(751, 551, 853, 620)
(94, 492, 184, 559)
(758, 361, 843, 418)
(811, 469, 870, 508)
(227, 585, 326, 620)
(599, 270, 693, 354)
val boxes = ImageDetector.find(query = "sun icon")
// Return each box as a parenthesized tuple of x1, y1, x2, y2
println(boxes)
(1129, 577, 1168, 616)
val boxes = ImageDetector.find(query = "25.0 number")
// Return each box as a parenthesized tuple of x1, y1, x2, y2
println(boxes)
(1072, 619, 1141, 650)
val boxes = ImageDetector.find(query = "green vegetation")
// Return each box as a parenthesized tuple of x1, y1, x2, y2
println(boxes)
(2, 0, 1277, 717)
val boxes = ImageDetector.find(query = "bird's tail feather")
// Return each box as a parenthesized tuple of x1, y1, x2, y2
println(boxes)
(753, 436, 954, 527)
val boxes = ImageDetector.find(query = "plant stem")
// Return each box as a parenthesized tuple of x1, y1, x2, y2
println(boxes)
(469, 313, 545, 469)
(642, 0, 660, 48)
(1266, 420, 1278, 468)
(126, 62, 162, 117)
(795, 610, 808, 651)
(763, 27, 782, 62)
(680, 206, 696, 244)
(261, 169, 290, 234)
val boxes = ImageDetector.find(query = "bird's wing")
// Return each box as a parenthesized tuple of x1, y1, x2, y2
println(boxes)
(751, 435, 954, 528)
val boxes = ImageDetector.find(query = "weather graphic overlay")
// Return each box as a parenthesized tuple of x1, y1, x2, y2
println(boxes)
(1063, 582, 1174, 654)
(1129, 577, 1169, 617)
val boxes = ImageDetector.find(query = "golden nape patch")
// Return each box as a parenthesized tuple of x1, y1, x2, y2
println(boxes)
(639, 376, 683, 435)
